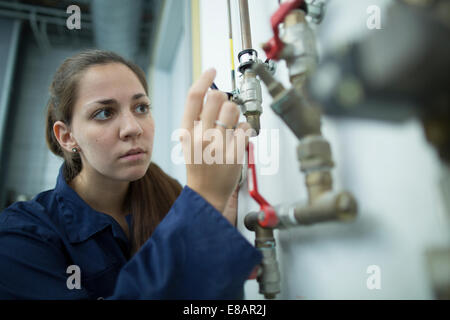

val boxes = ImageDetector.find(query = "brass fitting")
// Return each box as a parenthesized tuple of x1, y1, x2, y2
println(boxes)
(275, 191, 358, 228)
(254, 226, 280, 300)
(281, 9, 318, 92)
(305, 171, 333, 204)
(297, 135, 334, 171)
(239, 69, 263, 135)
(244, 215, 281, 299)
(297, 135, 334, 203)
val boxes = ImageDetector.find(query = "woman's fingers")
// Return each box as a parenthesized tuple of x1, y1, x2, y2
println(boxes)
(201, 90, 228, 131)
(216, 101, 240, 134)
(232, 122, 252, 163)
(181, 68, 216, 131)
(182, 68, 253, 167)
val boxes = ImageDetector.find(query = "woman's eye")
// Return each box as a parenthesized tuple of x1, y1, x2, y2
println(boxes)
(135, 103, 151, 114)
(93, 108, 113, 120)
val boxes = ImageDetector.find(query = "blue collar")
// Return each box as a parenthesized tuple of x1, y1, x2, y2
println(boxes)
(54, 163, 131, 245)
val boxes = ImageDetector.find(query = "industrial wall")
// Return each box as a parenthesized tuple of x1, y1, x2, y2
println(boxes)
(0, 32, 84, 207)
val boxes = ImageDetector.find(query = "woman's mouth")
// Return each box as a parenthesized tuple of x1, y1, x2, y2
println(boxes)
(120, 153, 145, 161)
(119, 148, 146, 161)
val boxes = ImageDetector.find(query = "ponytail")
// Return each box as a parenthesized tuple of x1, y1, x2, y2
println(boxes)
(128, 163, 182, 255)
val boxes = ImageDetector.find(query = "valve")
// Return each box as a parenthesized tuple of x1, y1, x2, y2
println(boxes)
(247, 142, 279, 228)
(263, 0, 305, 60)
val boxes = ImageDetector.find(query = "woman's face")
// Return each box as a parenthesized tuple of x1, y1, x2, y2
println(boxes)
(70, 62, 154, 182)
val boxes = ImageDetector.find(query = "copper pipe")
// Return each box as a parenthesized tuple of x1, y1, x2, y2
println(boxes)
(305, 171, 333, 204)
(238, 0, 252, 49)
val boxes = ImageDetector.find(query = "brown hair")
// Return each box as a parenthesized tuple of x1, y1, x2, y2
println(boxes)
(45, 49, 182, 255)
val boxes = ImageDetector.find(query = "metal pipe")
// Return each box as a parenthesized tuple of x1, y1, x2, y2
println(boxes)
(245, 190, 357, 231)
(0, 8, 92, 28)
(244, 214, 281, 299)
(254, 226, 280, 299)
(281, 8, 318, 92)
(238, 0, 252, 49)
(305, 171, 333, 204)
(227, 0, 236, 92)
(252, 62, 321, 139)
(0, 1, 91, 20)
(276, 191, 358, 228)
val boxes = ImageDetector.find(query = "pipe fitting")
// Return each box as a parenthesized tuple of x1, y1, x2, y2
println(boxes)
(275, 190, 358, 228)
(238, 49, 258, 73)
(305, 171, 333, 204)
(297, 135, 334, 172)
(254, 226, 280, 299)
(281, 9, 318, 90)
(244, 211, 260, 231)
(258, 246, 281, 299)
(252, 62, 321, 139)
(239, 69, 263, 135)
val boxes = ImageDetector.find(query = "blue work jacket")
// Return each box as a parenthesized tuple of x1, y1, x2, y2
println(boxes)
(0, 164, 262, 299)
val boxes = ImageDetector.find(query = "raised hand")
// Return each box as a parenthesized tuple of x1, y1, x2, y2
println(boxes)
(180, 69, 252, 213)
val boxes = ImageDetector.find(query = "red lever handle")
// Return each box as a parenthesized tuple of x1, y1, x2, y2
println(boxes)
(263, 0, 304, 60)
(247, 142, 278, 228)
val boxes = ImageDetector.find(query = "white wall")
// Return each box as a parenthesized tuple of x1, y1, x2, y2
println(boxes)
(197, 0, 450, 299)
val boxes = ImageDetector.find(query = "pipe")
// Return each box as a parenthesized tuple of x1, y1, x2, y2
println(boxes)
(254, 226, 280, 299)
(244, 212, 281, 299)
(281, 190, 357, 227)
(305, 171, 332, 204)
(0, 8, 92, 29)
(252, 62, 321, 139)
(296, 135, 335, 202)
(281, 8, 318, 92)
(0, 1, 91, 20)
(238, 0, 252, 49)
(227, 0, 236, 92)
(236, 0, 263, 135)
(244, 190, 357, 230)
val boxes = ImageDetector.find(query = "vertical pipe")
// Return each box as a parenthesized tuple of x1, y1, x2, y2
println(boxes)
(254, 226, 280, 299)
(238, 0, 252, 50)
(226, 0, 236, 92)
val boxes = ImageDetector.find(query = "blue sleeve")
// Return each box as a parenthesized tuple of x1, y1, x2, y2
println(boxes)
(109, 186, 262, 299)
(0, 219, 89, 299)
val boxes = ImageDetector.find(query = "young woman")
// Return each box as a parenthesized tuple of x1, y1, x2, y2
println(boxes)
(0, 49, 261, 299)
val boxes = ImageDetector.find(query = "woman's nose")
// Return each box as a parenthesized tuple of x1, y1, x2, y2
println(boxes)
(119, 112, 143, 140)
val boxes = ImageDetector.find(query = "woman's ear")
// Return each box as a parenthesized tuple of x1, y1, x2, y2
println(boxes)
(53, 120, 78, 153)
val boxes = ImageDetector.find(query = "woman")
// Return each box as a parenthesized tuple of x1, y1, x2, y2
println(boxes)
(0, 49, 261, 299)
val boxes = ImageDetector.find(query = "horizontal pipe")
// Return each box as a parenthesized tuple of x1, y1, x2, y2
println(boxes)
(245, 190, 357, 230)
(0, 1, 92, 20)
(0, 8, 93, 28)
(278, 191, 357, 228)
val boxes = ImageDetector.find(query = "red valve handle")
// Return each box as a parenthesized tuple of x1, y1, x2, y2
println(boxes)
(247, 142, 278, 228)
(263, 0, 304, 60)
